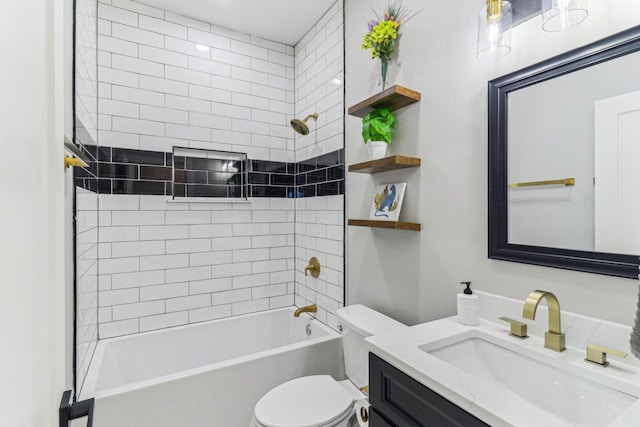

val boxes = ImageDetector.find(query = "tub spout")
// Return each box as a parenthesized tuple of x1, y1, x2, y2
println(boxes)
(294, 304, 317, 317)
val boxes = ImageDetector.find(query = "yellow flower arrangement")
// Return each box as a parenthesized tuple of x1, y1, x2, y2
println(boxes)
(361, 1, 419, 90)
(361, 20, 400, 60)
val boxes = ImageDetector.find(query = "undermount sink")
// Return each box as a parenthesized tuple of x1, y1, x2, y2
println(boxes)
(419, 331, 638, 427)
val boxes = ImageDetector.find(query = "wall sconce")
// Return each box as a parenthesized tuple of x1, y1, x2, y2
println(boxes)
(477, 0, 513, 60)
(541, 0, 589, 32)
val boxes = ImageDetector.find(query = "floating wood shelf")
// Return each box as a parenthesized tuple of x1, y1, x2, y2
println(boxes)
(349, 155, 421, 174)
(348, 220, 421, 231)
(348, 85, 421, 118)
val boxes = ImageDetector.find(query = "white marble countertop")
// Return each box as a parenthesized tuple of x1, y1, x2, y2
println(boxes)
(365, 294, 640, 427)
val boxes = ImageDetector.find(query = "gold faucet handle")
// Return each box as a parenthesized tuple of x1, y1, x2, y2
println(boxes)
(585, 344, 628, 367)
(64, 155, 88, 169)
(499, 317, 528, 338)
(304, 257, 320, 278)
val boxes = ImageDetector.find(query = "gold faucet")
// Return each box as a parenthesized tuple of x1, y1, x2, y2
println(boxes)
(294, 304, 317, 317)
(522, 290, 566, 352)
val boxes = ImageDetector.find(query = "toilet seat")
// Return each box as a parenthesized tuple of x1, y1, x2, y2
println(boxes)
(254, 375, 354, 427)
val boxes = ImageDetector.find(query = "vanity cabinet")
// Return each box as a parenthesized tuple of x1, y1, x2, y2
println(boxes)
(369, 353, 489, 427)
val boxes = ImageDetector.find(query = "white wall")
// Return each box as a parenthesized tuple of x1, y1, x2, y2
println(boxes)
(97, 0, 295, 162)
(346, 0, 640, 327)
(1, 0, 70, 425)
(65, 0, 75, 138)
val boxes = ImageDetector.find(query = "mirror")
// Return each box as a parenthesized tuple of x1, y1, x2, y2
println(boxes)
(488, 25, 640, 279)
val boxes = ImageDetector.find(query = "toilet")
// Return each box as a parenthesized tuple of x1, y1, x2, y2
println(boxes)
(251, 305, 406, 427)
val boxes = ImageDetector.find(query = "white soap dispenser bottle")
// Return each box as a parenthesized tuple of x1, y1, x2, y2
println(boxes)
(457, 281, 479, 326)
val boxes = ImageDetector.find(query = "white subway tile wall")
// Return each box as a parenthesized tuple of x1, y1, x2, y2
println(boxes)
(95, 0, 345, 337)
(294, 196, 344, 331)
(75, 0, 99, 392)
(97, 195, 296, 338)
(294, 2, 344, 161)
(97, 0, 295, 163)
(76, 187, 99, 389)
(293, 2, 345, 331)
(77, 0, 99, 143)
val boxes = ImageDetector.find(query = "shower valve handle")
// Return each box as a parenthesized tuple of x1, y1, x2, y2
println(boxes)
(304, 257, 321, 278)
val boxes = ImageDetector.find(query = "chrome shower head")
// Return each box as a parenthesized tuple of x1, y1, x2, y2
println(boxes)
(290, 113, 318, 135)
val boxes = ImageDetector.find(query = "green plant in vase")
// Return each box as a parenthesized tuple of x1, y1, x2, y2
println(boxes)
(362, 108, 395, 159)
(361, 1, 419, 91)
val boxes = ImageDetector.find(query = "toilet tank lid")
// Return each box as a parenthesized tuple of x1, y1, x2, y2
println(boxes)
(336, 305, 405, 337)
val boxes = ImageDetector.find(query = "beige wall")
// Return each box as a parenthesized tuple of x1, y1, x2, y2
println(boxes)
(345, 0, 640, 326)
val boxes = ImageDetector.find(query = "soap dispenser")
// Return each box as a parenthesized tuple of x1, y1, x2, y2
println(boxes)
(457, 281, 479, 326)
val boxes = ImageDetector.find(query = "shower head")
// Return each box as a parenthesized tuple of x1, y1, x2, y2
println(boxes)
(290, 113, 318, 135)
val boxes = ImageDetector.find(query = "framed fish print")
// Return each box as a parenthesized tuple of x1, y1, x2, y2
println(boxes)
(368, 182, 407, 221)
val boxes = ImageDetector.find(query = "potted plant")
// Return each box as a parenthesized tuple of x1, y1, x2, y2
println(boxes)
(362, 107, 396, 160)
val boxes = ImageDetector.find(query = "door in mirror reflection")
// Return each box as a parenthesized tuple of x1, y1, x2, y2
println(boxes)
(594, 90, 640, 254)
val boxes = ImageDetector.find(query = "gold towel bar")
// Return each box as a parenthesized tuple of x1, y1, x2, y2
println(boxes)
(508, 178, 575, 189)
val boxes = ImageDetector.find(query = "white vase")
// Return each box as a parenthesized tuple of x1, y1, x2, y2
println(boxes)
(369, 141, 388, 160)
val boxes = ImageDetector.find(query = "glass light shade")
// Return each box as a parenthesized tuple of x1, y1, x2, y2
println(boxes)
(477, 1, 512, 60)
(541, 0, 589, 32)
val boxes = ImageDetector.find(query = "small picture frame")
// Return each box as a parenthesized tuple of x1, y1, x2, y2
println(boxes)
(368, 182, 407, 221)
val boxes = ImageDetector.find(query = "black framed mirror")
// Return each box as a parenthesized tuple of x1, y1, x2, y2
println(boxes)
(488, 25, 640, 279)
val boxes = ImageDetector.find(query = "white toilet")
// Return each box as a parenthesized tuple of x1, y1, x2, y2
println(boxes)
(251, 305, 406, 427)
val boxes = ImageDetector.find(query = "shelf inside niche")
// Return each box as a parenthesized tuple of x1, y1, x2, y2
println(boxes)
(349, 155, 421, 174)
(348, 85, 421, 118)
(348, 219, 421, 231)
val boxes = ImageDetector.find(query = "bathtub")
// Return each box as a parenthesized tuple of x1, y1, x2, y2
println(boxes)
(81, 307, 343, 427)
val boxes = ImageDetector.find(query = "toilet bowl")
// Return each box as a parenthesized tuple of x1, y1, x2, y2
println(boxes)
(251, 305, 406, 427)
(251, 376, 363, 427)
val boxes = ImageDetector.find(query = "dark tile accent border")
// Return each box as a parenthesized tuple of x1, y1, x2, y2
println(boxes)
(81, 145, 344, 198)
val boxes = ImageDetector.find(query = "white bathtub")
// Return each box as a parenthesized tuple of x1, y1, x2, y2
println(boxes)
(81, 308, 343, 427)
